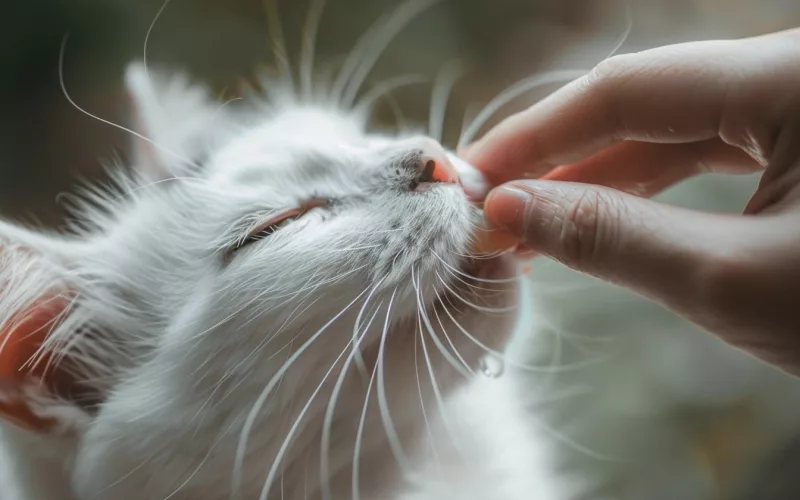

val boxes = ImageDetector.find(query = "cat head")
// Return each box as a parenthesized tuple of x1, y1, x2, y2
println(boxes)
(0, 60, 518, 498)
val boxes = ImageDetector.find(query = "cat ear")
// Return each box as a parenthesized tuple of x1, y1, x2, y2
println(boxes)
(124, 62, 235, 181)
(0, 221, 92, 434)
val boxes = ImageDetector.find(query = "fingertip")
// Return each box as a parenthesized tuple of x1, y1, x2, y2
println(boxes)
(483, 185, 533, 232)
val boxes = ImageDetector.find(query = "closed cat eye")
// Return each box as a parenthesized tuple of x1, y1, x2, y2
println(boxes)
(232, 199, 329, 252)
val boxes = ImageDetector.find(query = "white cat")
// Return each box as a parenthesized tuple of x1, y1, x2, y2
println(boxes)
(0, 7, 567, 497)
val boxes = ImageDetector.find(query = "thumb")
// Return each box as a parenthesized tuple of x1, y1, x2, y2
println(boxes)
(484, 180, 735, 313)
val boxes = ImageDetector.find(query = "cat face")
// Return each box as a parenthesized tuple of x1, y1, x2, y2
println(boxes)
(0, 59, 518, 499)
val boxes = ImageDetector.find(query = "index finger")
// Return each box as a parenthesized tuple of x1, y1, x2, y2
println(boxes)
(463, 38, 749, 187)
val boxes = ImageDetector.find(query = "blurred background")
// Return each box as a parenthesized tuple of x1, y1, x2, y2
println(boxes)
(2, 0, 800, 498)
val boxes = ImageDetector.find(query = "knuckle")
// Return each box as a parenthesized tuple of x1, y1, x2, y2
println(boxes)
(556, 188, 620, 267)
(586, 54, 637, 92)
(583, 54, 639, 138)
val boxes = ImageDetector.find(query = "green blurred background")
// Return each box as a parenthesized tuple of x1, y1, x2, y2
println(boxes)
(2, 1, 800, 499)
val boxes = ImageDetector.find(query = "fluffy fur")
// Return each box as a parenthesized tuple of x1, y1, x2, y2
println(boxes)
(0, 1, 568, 498)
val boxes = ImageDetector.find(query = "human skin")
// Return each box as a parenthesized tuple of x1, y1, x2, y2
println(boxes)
(465, 28, 800, 376)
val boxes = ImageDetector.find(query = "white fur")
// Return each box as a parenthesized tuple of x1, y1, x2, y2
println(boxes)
(0, 53, 563, 500)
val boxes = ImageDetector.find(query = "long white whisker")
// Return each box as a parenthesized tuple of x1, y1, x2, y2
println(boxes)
(429, 60, 463, 143)
(264, 0, 295, 93)
(459, 101, 482, 147)
(414, 272, 472, 379)
(143, 0, 173, 82)
(432, 290, 474, 376)
(300, 0, 328, 99)
(354, 74, 428, 118)
(436, 270, 516, 313)
(59, 35, 200, 170)
(438, 291, 605, 374)
(375, 288, 411, 474)
(188, 295, 324, 431)
(459, 69, 587, 149)
(413, 270, 467, 462)
(351, 323, 381, 500)
(438, 262, 510, 294)
(605, 3, 633, 60)
(381, 90, 409, 128)
(458, 6, 632, 149)
(350, 276, 386, 386)
(333, 0, 441, 107)
(260, 301, 381, 500)
(320, 302, 382, 500)
(414, 321, 442, 472)
(432, 251, 518, 284)
(231, 286, 373, 498)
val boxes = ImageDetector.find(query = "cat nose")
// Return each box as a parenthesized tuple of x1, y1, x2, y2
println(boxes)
(416, 140, 459, 185)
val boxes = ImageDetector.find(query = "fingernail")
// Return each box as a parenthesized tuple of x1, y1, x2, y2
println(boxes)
(484, 185, 533, 235)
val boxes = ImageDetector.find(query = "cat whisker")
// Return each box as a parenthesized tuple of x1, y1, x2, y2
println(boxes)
(435, 270, 516, 314)
(327, 244, 383, 253)
(263, 0, 295, 93)
(350, 276, 386, 388)
(413, 322, 443, 473)
(330, 5, 394, 104)
(183, 264, 368, 355)
(458, 7, 632, 149)
(437, 262, 510, 295)
(187, 296, 323, 430)
(449, 248, 512, 260)
(437, 291, 607, 375)
(158, 440, 217, 500)
(321, 303, 382, 500)
(103, 405, 247, 497)
(607, 3, 634, 60)
(354, 74, 429, 118)
(259, 301, 380, 500)
(413, 269, 472, 380)
(58, 35, 201, 171)
(211, 266, 372, 406)
(381, 85, 410, 128)
(122, 178, 203, 205)
(458, 69, 587, 150)
(143, 0, 173, 83)
(432, 289, 474, 376)
(334, 0, 441, 107)
(351, 325, 382, 500)
(429, 60, 463, 143)
(232, 286, 373, 498)
(300, 0, 328, 100)
(459, 101, 482, 148)
(432, 251, 519, 284)
(375, 288, 412, 476)
(413, 269, 467, 462)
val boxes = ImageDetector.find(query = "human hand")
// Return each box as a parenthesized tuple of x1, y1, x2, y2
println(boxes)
(465, 28, 800, 375)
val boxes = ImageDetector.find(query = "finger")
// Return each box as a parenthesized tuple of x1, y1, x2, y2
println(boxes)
(745, 118, 800, 214)
(542, 138, 761, 197)
(464, 39, 751, 186)
(482, 180, 739, 316)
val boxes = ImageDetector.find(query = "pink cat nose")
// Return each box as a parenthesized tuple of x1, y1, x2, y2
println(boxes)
(417, 141, 459, 185)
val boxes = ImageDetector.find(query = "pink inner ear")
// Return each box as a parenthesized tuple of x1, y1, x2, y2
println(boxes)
(0, 294, 72, 433)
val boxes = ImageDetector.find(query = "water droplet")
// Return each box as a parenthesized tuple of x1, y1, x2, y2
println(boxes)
(479, 355, 505, 378)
